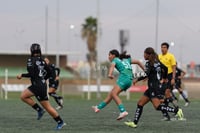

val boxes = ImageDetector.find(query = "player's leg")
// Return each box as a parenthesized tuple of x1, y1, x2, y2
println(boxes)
(125, 95, 149, 128)
(177, 87, 190, 106)
(164, 74, 178, 107)
(40, 100, 66, 130)
(49, 88, 63, 109)
(92, 88, 113, 113)
(111, 85, 128, 120)
(155, 99, 184, 120)
(48, 82, 63, 109)
(20, 88, 45, 120)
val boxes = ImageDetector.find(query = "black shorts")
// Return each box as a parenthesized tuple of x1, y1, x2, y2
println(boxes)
(157, 84, 166, 99)
(28, 82, 49, 101)
(175, 79, 181, 89)
(166, 73, 173, 90)
(49, 80, 59, 89)
(144, 88, 160, 99)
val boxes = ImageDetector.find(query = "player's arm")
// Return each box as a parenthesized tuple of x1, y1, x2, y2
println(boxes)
(108, 63, 115, 79)
(134, 63, 148, 84)
(131, 59, 145, 71)
(55, 67, 60, 76)
(160, 62, 168, 83)
(171, 54, 176, 85)
(17, 58, 33, 79)
(171, 64, 176, 85)
(179, 68, 186, 79)
(172, 65, 176, 79)
(17, 73, 30, 79)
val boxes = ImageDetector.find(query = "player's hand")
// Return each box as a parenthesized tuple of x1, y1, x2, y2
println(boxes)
(171, 78, 175, 85)
(55, 76, 59, 80)
(160, 78, 168, 84)
(108, 75, 114, 79)
(133, 79, 138, 85)
(17, 74, 22, 79)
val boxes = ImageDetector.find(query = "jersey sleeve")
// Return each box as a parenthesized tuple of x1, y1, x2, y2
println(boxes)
(111, 58, 117, 65)
(55, 67, 60, 76)
(21, 73, 30, 78)
(171, 54, 176, 66)
(22, 57, 35, 78)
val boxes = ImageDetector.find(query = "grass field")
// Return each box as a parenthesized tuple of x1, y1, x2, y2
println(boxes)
(0, 93, 199, 133)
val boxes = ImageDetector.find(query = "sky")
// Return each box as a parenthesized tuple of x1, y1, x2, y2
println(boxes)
(0, 0, 200, 65)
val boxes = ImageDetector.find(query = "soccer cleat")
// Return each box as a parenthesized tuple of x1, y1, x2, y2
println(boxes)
(55, 122, 66, 130)
(92, 106, 100, 113)
(170, 117, 186, 121)
(37, 109, 45, 120)
(124, 121, 137, 128)
(184, 102, 189, 107)
(177, 117, 187, 121)
(116, 111, 128, 120)
(56, 105, 63, 110)
(176, 108, 184, 119)
(161, 116, 170, 121)
(59, 98, 64, 106)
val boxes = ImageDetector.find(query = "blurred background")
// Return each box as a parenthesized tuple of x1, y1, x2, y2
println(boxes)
(0, 0, 200, 99)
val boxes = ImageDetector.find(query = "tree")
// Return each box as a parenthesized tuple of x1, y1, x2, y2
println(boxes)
(81, 16, 97, 78)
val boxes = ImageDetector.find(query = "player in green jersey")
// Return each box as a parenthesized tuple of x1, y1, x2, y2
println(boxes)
(92, 49, 144, 120)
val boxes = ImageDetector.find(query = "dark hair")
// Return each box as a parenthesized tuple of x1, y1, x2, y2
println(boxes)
(30, 43, 41, 57)
(161, 42, 169, 49)
(144, 47, 158, 65)
(119, 51, 131, 59)
(109, 49, 119, 57)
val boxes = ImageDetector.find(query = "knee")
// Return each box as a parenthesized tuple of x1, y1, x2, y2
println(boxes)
(137, 100, 144, 106)
(110, 90, 118, 97)
(20, 95, 27, 102)
(155, 104, 161, 110)
(20, 91, 30, 102)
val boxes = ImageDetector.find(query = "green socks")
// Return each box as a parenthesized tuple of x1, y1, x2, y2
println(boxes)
(118, 104, 125, 112)
(97, 102, 107, 109)
(97, 102, 125, 113)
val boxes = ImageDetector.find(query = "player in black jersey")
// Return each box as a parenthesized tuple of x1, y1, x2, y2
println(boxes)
(173, 63, 190, 106)
(124, 47, 184, 128)
(17, 43, 66, 130)
(44, 57, 63, 110)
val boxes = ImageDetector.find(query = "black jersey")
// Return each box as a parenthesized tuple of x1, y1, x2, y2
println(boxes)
(47, 64, 60, 83)
(138, 60, 167, 89)
(22, 56, 50, 85)
(174, 67, 184, 88)
(21, 56, 51, 101)
(175, 67, 183, 79)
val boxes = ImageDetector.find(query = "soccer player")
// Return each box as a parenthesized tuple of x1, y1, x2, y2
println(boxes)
(44, 57, 63, 110)
(124, 47, 184, 128)
(92, 49, 144, 120)
(174, 63, 190, 106)
(158, 42, 177, 107)
(17, 43, 66, 130)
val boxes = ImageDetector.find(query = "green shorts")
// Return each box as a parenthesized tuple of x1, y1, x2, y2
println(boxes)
(116, 75, 133, 91)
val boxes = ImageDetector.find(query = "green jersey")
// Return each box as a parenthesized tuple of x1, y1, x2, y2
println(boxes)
(112, 57, 133, 90)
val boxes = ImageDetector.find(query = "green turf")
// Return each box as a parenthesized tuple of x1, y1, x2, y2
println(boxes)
(0, 95, 199, 133)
